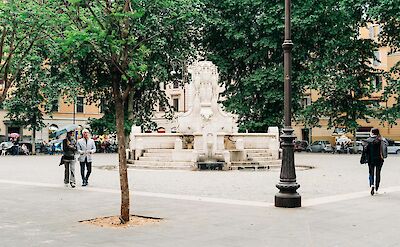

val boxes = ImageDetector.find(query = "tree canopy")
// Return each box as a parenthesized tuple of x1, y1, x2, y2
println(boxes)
(50, 0, 204, 222)
(202, 0, 389, 134)
(0, 0, 56, 104)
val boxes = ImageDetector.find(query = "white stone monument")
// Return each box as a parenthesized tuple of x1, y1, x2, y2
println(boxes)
(177, 61, 238, 134)
(129, 61, 280, 170)
(177, 61, 238, 162)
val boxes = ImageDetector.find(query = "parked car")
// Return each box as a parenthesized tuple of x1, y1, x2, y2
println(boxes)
(307, 140, 333, 153)
(17, 141, 32, 155)
(0, 141, 13, 155)
(294, 140, 309, 152)
(387, 141, 400, 154)
(349, 141, 364, 154)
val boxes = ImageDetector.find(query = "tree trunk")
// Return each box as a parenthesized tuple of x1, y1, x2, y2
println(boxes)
(352, 128, 357, 153)
(126, 93, 134, 148)
(31, 126, 36, 155)
(114, 90, 130, 223)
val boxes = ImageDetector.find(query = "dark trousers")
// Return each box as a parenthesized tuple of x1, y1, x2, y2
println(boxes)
(368, 163, 383, 189)
(80, 158, 92, 182)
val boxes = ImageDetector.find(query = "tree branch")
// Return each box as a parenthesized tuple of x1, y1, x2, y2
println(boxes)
(7, 34, 40, 87)
(0, 21, 46, 74)
(0, 28, 7, 65)
(85, 1, 106, 31)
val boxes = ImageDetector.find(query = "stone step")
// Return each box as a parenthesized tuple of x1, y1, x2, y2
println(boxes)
(230, 160, 281, 170)
(139, 156, 173, 162)
(245, 149, 271, 153)
(247, 152, 272, 157)
(146, 149, 174, 153)
(257, 160, 282, 166)
(249, 156, 275, 162)
(231, 161, 259, 165)
(128, 164, 194, 170)
(132, 160, 193, 167)
(143, 152, 172, 157)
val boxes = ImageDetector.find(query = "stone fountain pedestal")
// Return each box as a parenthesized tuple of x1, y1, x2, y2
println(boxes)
(129, 61, 280, 170)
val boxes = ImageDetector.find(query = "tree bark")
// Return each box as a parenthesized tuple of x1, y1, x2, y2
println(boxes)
(114, 87, 130, 223)
(31, 126, 36, 155)
(126, 93, 134, 147)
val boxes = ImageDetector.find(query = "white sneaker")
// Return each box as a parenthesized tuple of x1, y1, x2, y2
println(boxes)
(64, 183, 69, 188)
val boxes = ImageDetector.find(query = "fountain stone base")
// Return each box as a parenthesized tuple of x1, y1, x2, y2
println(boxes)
(197, 162, 225, 170)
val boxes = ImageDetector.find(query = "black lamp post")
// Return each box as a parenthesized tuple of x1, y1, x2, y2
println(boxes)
(73, 97, 76, 124)
(275, 0, 301, 208)
(170, 59, 188, 112)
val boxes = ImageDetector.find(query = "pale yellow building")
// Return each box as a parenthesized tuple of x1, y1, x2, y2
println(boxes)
(152, 80, 191, 132)
(0, 94, 103, 142)
(293, 24, 400, 144)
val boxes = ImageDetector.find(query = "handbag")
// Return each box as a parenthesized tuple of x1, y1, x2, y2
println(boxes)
(59, 155, 65, 166)
(360, 146, 368, 164)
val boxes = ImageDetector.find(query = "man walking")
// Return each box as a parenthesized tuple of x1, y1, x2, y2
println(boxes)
(77, 129, 96, 186)
(63, 131, 77, 188)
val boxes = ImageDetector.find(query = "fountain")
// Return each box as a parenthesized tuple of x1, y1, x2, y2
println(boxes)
(129, 61, 280, 170)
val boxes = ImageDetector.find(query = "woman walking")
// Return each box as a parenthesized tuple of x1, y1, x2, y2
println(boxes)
(63, 131, 77, 188)
(365, 128, 387, 195)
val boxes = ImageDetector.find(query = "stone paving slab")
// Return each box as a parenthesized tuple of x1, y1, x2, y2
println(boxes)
(1, 153, 400, 246)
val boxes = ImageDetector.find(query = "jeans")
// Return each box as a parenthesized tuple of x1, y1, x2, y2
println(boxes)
(80, 158, 92, 182)
(368, 163, 383, 190)
(64, 160, 76, 184)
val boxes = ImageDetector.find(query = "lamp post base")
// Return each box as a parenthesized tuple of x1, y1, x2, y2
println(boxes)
(275, 192, 301, 208)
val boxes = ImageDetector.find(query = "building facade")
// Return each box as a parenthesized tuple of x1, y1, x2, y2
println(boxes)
(0, 96, 103, 143)
(293, 24, 400, 144)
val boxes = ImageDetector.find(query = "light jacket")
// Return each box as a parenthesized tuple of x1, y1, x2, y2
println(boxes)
(77, 138, 96, 162)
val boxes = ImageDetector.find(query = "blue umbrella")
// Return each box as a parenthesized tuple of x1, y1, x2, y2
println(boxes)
(49, 139, 63, 145)
(51, 124, 78, 138)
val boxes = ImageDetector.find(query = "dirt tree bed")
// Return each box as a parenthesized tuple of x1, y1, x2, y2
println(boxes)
(80, 215, 162, 228)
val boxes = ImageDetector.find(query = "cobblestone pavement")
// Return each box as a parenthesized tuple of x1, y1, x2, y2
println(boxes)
(1, 153, 400, 246)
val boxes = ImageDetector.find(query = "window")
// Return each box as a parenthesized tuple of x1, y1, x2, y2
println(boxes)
(377, 25, 382, 37)
(76, 97, 84, 113)
(173, 98, 179, 112)
(173, 80, 179, 89)
(333, 127, 346, 134)
(301, 96, 311, 108)
(51, 99, 59, 112)
(99, 99, 105, 113)
(372, 76, 382, 91)
(159, 102, 166, 112)
(369, 26, 375, 39)
(159, 82, 166, 90)
(373, 51, 380, 66)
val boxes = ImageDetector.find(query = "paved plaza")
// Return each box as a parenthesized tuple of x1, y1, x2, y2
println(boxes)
(1, 153, 400, 246)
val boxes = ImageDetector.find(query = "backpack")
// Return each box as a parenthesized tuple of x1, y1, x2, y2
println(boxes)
(381, 138, 388, 159)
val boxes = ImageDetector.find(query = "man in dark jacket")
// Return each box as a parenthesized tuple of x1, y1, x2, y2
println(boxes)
(365, 128, 387, 195)
(63, 131, 77, 188)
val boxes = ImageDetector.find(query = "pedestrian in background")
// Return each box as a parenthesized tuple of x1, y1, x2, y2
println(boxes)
(77, 129, 96, 186)
(62, 131, 77, 188)
(364, 128, 388, 195)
